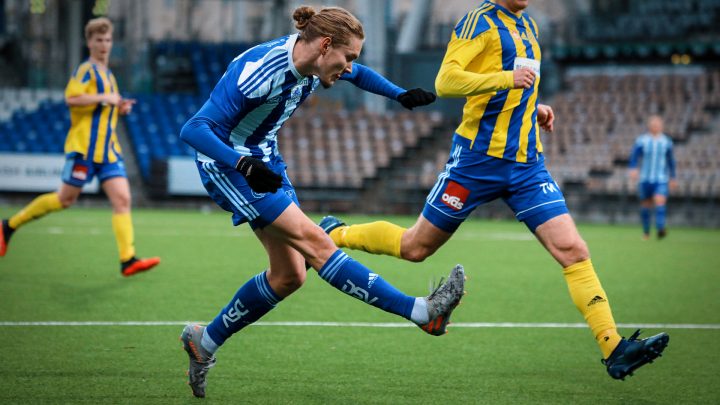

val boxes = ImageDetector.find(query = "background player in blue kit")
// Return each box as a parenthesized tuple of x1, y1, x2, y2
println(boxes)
(629, 115, 677, 240)
(177, 6, 464, 398)
(321, 0, 669, 381)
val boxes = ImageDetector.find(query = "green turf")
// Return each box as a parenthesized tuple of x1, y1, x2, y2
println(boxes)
(1, 207, 718, 404)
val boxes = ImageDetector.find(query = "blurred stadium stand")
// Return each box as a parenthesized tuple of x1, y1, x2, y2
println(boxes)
(0, 0, 718, 226)
(124, 92, 200, 179)
(578, 0, 719, 43)
(0, 88, 66, 153)
(548, 68, 720, 196)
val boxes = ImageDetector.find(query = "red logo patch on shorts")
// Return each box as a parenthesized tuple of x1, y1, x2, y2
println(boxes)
(71, 164, 88, 181)
(441, 181, 469, 211)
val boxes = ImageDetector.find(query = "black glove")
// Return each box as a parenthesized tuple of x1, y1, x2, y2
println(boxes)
(235, 156, 282, 193)
(397, 88, 437, 110)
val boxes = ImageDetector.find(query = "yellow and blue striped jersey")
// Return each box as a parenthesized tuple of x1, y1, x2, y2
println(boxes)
(435, 1, 542, 163)
(64, 60, 122, 163)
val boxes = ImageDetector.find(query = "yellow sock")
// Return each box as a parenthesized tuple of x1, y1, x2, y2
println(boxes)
(112, 213, 136, 262)
(8, 193, 63, 229)
(329, 221, 405, 258)
(563, 259, 622, 358)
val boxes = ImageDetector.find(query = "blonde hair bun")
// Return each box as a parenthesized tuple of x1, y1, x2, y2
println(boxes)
(293, 6, 316, 30)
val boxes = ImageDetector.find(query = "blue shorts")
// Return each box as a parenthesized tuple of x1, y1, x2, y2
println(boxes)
(61, 152, 127, 187)
(638, 182, 668, 200)
(197, 158, 299, 230)
(422, 136, 569, 233)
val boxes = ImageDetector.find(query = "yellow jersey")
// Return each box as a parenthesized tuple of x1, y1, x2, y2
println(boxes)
(435, 1, 542, 163)
(64, 60, 122, 163)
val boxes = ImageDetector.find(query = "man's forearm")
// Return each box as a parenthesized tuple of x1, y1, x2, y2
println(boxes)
(435, 67, 513, 97)
(66, 94, 106, 107)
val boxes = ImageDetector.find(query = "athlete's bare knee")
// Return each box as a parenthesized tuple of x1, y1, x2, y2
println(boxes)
(58, 194, 77, 208)
(399, 219, 448, 262)
(572, 240, 590, 262)
(266, 267, 306, 295)
(400, 228, 442, 262)
(300, 225, 338, 265)
(275, 270, 306, 292)
(555, 238, 589, 264)
(111, 195, 131, 212)
(401, 244, 435, 263)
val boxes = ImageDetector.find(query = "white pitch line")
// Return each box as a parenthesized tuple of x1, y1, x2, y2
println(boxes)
(0, 321, 718, 329)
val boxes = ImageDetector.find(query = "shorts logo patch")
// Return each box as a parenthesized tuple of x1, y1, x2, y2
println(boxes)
(441, 181, 469, 211)
(71, 164, 88, 181)
(539, 181, 558, 194)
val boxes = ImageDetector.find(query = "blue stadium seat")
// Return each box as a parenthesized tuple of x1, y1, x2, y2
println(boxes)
(0, 97, 69, 154)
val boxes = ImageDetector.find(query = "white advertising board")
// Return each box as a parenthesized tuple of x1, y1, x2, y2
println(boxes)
(0, 153, 98, 193)
(167, 157, 205, 195)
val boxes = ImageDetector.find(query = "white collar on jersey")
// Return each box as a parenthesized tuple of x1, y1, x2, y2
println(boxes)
(287, 34, 304, 80)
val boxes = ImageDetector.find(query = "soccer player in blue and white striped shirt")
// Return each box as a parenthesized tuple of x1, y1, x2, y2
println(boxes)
(177, 6, 462, 398)
(629, 115, 677, 239)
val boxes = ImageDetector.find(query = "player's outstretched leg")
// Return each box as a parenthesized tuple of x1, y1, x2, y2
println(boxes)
(180, 324, 217, 398)
(316, 249, 465, 335)
(318, 218, 465, 335)
(0, 219, 15, 257)
(319, 215, 405, 258)
(415, 264, 466, 336)
(602, 329, 669, 380)
(121, 256, 161, 276)
(1, 193, 65, 258)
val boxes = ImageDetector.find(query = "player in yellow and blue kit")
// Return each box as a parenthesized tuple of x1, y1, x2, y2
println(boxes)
(0, 17, 159, 276)
(322, 0, 669, 380)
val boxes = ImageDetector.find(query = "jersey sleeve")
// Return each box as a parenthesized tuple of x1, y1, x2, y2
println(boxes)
(235, 57, 279, 100)
(65, 64, 94, 98)
(197, 60, 269, 132)
(180, 116, 243, 168)
(435, 14, 514, 97)
(340, 63, 405, 100)
(186, 59, 269, 166)
(666, 141, 676, 178)
(629, 139, 643, 168)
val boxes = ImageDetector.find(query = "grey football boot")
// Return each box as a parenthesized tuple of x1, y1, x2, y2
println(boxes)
(416, 264, 466, 336)
(180, 324, 217, 398)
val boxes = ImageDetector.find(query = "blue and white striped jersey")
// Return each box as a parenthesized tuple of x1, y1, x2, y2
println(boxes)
(189, 33, 404, 165)
(629, 133, 676, 183)
(194, 34, 317, 163)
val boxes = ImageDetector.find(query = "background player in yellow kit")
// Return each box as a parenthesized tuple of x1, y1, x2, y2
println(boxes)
(0, 17, 160, 277)
(321, 0, 669, 380)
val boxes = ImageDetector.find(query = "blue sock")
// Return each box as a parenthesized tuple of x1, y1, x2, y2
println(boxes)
(318, 250, 415, 320)
(656, 205, 666, 231)
(640, 207, 651, 235)
(205, 270, 282, 349)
